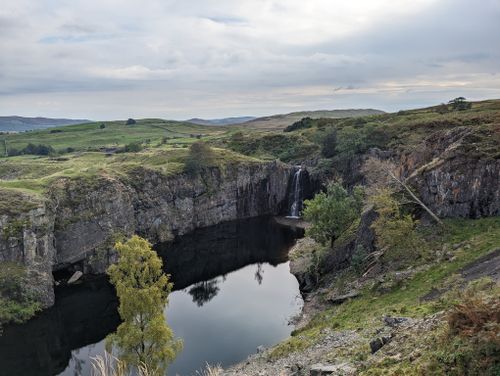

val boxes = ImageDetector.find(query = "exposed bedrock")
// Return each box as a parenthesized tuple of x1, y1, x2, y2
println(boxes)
(0, 161, 292, 308)
(399, 126, 499, 218)
(318, 126, 499, 219)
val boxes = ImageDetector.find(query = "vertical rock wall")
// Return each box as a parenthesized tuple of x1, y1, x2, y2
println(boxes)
(0, 161, 292, 308)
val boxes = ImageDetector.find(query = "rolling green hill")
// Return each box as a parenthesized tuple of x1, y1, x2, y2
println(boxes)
(1, 119, 225, 155)
(240, 109, 385, 130)
(1, 99, 498, 199)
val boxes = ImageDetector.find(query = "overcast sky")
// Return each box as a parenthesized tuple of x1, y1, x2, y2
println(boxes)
(1, 0, 499, 120)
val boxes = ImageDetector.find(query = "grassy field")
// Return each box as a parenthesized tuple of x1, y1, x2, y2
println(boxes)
(1, 98, 498, 199)
(0, 119, 242, 196)
(0, 145, 260, 195)
(0, 119, 226, 154)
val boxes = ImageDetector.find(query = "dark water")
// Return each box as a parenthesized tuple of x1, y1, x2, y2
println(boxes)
(0, 217, 304, 376)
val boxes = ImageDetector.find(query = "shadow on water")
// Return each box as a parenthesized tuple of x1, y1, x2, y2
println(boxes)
(0, 217, 303, 376)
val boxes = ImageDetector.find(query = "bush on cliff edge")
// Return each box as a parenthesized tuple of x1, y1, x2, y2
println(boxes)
(0, 262, 41, 331)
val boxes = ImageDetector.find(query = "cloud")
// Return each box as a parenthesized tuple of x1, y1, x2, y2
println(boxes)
(0, 0, 499, 119)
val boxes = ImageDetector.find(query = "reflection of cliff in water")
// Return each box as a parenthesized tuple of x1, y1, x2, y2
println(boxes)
(157, 216, 302, 291)
(0, 277, 120, 376)
(0, 216, 302, 376)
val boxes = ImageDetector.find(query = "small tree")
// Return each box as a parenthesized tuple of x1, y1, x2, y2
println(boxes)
(303, 182, 364, 247)
(184, 142, 215, 175)
(100, 123, 106, 129)
(284, 117, 313, 132)
(448, 97, 471, 111)
(321, 128, 338, 158)
(126, 118, 136, 125)
(122, 142, 143, 153)
(106, 236, 182, 374)
(22, 143, 55, 156)
(336, 126, 367, 156)
(361, 157, 443, 225)
(369, 189, 420, 263)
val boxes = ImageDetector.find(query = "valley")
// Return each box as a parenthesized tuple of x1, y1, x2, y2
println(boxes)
(0, 99, 499, 375)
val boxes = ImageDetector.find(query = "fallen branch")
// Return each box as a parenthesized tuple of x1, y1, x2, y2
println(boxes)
(387, 170, 444, 226)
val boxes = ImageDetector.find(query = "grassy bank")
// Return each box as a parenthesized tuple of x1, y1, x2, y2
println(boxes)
(269, 217, 499, 373)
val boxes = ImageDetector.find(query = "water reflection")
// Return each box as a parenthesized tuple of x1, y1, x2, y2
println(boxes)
(0, 217, 303, 376)
(188, 279, 220, 307)
(167, 261, 302, 375)
(0, 277, 119, 376)
(255, 263, 264, 285)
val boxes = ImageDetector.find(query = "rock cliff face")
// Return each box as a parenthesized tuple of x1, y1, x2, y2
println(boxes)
(325, 126, 499, 219)
(0, 161, 292, 308)
(0, 200, 56, 308)
(400, 127, 499, 218)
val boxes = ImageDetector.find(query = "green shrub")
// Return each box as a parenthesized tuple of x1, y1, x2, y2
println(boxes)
(303, 182, 364, 247)
(228, 133, 318, 162)
(321, 128, 337, 158)
(370, 189, 421, 263)
(184, 142, 215, 175)
(117, 142, 143, 153)
(284, 117, 314, 132)
(0, 262, 41, 329)
(19, 143, 55, 156)
(351, 244, 369, 275)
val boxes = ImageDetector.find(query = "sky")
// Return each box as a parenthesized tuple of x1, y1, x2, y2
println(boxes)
(1, 0, 499, 120)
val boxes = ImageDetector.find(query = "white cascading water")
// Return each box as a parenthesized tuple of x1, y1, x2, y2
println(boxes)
(288, 167, 302, 218)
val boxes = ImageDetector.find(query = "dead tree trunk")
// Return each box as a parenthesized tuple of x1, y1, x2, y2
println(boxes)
(387, 170, 444, 226)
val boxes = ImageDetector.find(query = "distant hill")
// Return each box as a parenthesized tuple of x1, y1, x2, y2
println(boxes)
(241, 109, 385, 130)
(0, 116, 90, 132)
(186, 116, 256, 126)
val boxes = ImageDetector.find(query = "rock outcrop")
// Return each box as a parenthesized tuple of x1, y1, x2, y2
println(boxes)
(0, 161, 292, 308)
(409, 156, 499, 218)
(396, 126, 499, 218)
(325, 126, 500, 219)
(0, 197, 56, 307)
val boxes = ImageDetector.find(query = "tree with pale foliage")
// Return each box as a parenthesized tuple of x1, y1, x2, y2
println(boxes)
(106, 235, 182, 375)
(361, 156, 443, 225)
(369, 188, 420, 263)
(303, 182, 364, 248)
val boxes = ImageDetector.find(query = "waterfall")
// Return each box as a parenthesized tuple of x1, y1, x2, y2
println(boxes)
(288, 167, 303, 218)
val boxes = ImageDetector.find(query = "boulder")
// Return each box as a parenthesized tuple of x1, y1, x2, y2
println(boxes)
(370, 336, 391, 354)
(310, 363, 356, 375)
(67, 271, 83, 284)
(383, 316, 408, 327)
(327, 291, 360, 305)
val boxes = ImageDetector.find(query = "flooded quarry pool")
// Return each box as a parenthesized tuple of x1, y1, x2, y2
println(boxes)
(0, 217, 304, 376)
